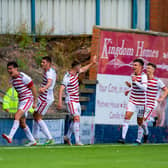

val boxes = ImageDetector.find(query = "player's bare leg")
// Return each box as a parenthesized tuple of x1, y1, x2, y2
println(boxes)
(118, 111, 133, 144)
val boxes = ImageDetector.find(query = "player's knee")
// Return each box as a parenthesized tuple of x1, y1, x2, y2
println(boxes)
(125, 112, 133, 120)
(137, 118, 143, 126)
(33, 112, 41, 122)
(125, 114, 131, 120)
(73, 116, 80, 122)
(33, 112, 37, 118)
(125, 116, 129, 120)
(20, 119, 26, 129)
(15, 110, 24, 120)
(34, 117, 40, 122)
(15, 113, 20, 120)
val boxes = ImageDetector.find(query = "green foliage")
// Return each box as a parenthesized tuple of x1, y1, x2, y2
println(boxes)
(0, 63, 9, 90)
(18, 33, 32, 48)
(16, 57, 29, 71)
(17, 24, 33, 49)
(0, 35, 16, 47)
(34, 38, 48, 66)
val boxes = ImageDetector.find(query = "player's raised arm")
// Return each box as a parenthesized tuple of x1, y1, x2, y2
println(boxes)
(57, 85, 65, 110)
(79, 55, 97, 73)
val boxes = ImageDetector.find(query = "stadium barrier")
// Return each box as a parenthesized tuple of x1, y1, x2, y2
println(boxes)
(0, 118, 64, 146)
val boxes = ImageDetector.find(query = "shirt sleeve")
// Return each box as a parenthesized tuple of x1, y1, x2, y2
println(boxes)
(61, 74, 69, 87)
(158, 79, 166, 89)
(46, 69, 53, 80)
(141, 73, 148, 84)
(22, 73, 33, 88)
(134, 73, 147, 91)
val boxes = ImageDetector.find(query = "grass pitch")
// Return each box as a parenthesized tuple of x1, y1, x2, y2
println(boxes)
(0, 144, 168, 168)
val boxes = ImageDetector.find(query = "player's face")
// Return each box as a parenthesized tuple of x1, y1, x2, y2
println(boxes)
(41, 59, 49, 69)
(74, 64, 81, 73)
(146, 65, 155, 75)
(132, 62, 142, 73)
(7, 66, 18, 77)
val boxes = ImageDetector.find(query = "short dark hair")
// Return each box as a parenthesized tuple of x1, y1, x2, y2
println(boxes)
(147, 62, 157, 69)
(71, 60, 81, 68)
(7, 61, 18, 68)
(133, 59, 144, 66)
(42, 56, 52, 63)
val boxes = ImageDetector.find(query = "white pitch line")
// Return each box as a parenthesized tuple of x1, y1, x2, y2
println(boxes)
(0, 145, 92, 150)
(0, 143, 168, 150)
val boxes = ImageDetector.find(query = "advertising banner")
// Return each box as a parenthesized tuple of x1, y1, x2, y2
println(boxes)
(95, 30, 168, 125)
(80, 116, 95, 144)
(33, 119, 65, 144)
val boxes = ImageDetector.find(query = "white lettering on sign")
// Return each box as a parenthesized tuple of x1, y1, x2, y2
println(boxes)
(101, 38, 160, 59)
(101, 38, 134, 59)
(136, 41, 159, 58)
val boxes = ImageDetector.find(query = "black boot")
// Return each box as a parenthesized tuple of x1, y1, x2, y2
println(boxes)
(118, 138, 125, 144)
(143, 135, 148, 143)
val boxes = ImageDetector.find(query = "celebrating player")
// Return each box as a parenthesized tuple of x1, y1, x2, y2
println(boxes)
(2, 61, 37, 146)
(118, 59, 147, 144)
(58, 56, 97, 146)
(33, 56, 56, 145)
(136, 63, 168, 144)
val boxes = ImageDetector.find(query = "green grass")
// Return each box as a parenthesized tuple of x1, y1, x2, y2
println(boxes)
(0, 144, 168, 168)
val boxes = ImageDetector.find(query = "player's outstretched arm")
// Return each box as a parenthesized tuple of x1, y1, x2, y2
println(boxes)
(30, 85, 37, 109)
(57, 85, 65, 110)
(79, 55, 97, 73)
(157, 87, 168, 102)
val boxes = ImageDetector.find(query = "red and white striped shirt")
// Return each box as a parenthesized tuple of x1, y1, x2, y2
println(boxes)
(147, 78, 165, 109)
(11, 72, 33, 101)
(62, 72, 79, 103)
(39, 68, 56, 102)
(129, 72, 147, 105)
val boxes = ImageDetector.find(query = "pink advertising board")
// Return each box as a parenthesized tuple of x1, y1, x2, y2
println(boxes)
(95, 29, 168, 125)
